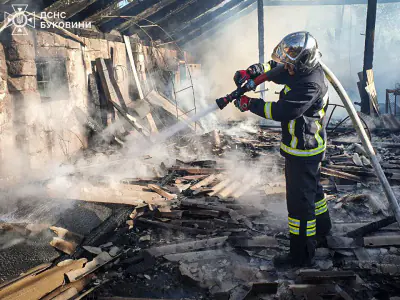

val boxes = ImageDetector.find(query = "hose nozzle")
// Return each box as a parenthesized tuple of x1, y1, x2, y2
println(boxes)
(216, 97, 230, 110)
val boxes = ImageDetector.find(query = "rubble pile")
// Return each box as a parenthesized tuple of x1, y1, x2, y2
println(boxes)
(1, 127, 400, 299)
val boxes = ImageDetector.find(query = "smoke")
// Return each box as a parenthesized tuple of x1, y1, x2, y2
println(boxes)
(186, 2, 400, 120)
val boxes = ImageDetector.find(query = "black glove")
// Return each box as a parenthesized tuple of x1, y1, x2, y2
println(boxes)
(234, 70, 250, 87)
(234, 95, 252, 112)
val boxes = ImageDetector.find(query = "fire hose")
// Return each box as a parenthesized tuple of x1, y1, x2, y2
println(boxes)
(216, 62, 400, 227)
(321, 61, 400, 226)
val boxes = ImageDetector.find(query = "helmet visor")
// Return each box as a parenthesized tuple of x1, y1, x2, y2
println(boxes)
(271, 32, 306, 65)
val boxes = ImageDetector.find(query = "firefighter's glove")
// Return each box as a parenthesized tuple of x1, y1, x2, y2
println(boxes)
(245, 79, 256, 91)
(234, 70, 250, 87)
(234, 95, 252, 112)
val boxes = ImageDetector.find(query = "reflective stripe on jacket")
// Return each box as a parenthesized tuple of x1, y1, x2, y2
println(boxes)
(248, 61, 329, 159)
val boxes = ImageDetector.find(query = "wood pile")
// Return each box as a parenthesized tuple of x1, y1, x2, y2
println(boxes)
(2, 126, 400, 299)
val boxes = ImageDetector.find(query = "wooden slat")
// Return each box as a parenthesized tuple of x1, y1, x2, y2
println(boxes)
(321, 167, 363, 182)
(216, 181, 239, 199)
(111, 100, 150, 137)
(116, 0, 176, 33)
(46, 183, 166, 206)
(364, 235, 400, 247)
(147, 184, 177, 200)
(123, 35, 158, 133)
(208, 179, 232, 196)
(96, 58, 128, 111)
(44, 0, 97, 19)
(190, 174, 223, 190)
(0, 259, 87, 300)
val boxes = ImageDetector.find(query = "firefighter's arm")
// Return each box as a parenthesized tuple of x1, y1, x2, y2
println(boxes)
(249, 83, 321, 121)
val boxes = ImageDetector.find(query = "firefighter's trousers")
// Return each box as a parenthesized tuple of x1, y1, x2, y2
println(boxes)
(285, 154, 332, 263)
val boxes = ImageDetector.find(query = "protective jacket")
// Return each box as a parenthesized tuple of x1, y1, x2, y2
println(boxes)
(248, 61, 329, 159)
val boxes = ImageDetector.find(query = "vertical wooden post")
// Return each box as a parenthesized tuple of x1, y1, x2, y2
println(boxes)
(257, 0, 265, 100)
(361, 0, 377, 115)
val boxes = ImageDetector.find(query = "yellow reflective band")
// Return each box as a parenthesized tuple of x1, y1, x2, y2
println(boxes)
(288, 217, 300, 226)
(263, 63, 272, 72)
(316, 205, 328, 216)
(283, 85, 291, 95)
(288, 120, 298, 149)
(315, 198, 327, 209)
(264, 102, 272, 119)
(318, 108, 325, 118)
(318, 92, 329, 118)
(315, 121, 324, 147)
(280, 143, 326, 157)
(307, 228, 316, 236)
(307, 220, 316, 228)
(289, 227, 300, 235)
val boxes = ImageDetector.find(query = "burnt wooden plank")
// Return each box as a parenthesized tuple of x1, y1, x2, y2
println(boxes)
(169, 167, 223, 175)
(110, 100, 150, 138)
(151, 0, 226, 39)
(0, 259, 86, 300)
(124, 36, 158, 133)
(326, 236, 359, 249)
(298, 270, 356, 281)
(115, 0, 176, 33)
(321, 167, 364, 182)
(173, 0, 246, 38)
(136, 218, 211, 235)
(127, 0, 198, 37)
(229, 236, 279, 248)
(44, 0, 98, 19)
(179, 0, 256, 45)
(190, 174, 222, 190)
(147, 184, 176, 200)
(96, 58, 128, 111)
(145, 236, 228, 257)
(363, 235, 400, 247)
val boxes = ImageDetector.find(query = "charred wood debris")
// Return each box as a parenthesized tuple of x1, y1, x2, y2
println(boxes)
(2, 121, 400, 300)
(2, 55, 400, 299)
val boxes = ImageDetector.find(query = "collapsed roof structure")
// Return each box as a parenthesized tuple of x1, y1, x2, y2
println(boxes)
(0, 0, 400, 299)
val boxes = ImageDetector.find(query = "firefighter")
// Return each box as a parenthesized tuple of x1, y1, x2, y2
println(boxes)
(232, 32, 331, 267)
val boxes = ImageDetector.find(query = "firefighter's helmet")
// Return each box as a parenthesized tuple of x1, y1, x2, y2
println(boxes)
(272, 31, 321, 74)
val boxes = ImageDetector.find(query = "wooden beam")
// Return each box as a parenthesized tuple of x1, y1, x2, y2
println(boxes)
(172, 0, 246, 38)
(82, 0, 122, 23)
(95, 58, 128, 111)
(156, 0, 225, 39)
(123, 35, 158, 133)
(44, 0, 98, 19)
(110, 100, 151, 138)
(126, 0, 198, 37)
(179, 0, 256, 45)
(147, 184, 177, 200)
(116, 0, 176, 33)
(90, 0, 141, 26)
(361, 0, 377, 115)
(145, 90, 196, 131)
(263, 0, 400, 5)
